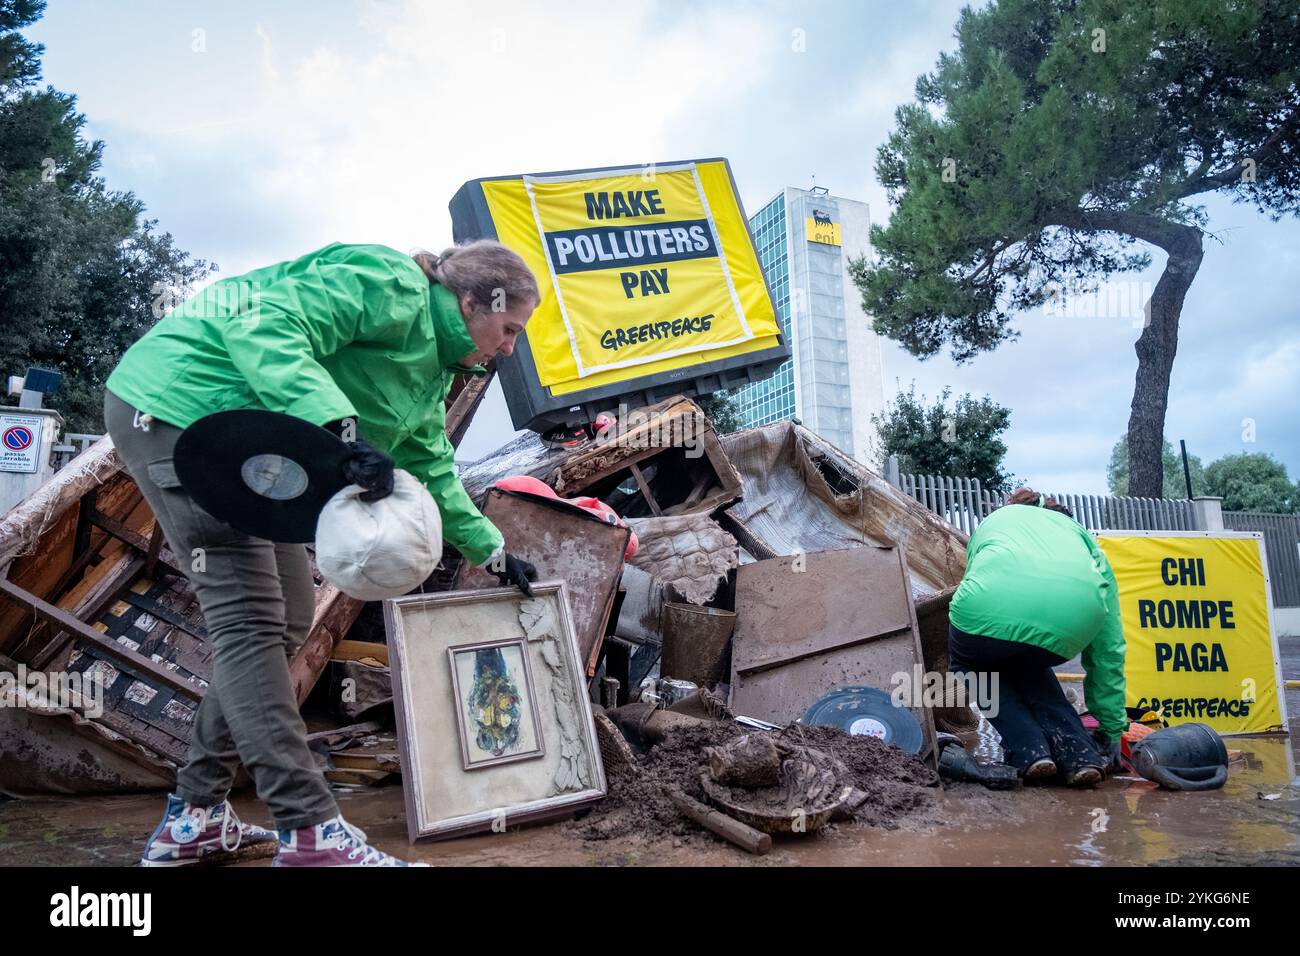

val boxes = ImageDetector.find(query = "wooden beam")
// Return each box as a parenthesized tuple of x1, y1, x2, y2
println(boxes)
(87, 508, 149, 553)
(330, 639, 389, 666)
(144, 524, 165, 578)
(0, 575, 203, 700)
(629, 461, 663, 516)
(28, 553, 144, 671)
(290, 583, 363, 706)
(13, 530, 111, 659)
(0, 438, 122, 571)
(85, 510, 181, 578)
(445, 362, 496, 449)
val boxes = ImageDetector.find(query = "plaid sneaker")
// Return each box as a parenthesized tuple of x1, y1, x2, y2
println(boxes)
(140, 793, 277, 867)
(273, 815, 425, 867)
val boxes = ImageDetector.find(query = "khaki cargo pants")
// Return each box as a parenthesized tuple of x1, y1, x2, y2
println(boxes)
(104, 390, 337, 830)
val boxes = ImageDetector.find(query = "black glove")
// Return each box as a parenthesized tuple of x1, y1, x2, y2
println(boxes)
(1092, 731, 1123, 774)
(335, 439, 395, 505)
(324, 418, 394, 502)
(489, 551, 538, 596)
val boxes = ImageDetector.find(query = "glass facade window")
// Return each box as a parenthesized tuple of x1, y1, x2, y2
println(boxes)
(728, 186, 874, 461)
(731, 192, 795, 427)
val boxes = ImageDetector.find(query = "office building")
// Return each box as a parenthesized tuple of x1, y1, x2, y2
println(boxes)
(730, 185, 884, 464)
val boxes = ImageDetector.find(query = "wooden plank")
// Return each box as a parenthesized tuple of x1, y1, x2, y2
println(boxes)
(730, 547, 915, 674)
(28, 552, 143, 671)
(330, 751, 401, 772)
(331, 639, 389, 666)
(12, 536, 126, 664)
(729, 545, 933, 763)
(290, 582, 364, 706)
(0, 507, 79, 655)
(0, 470, 145, 651)
(0, 575, 202, 700)
(628, 461, 663, 516)
(0, 437, 123, 571)
(144, 524, 165, 578)
(444, 364, 496, 449)
(123, 590, 208, 641)
(551, 397, 727, 495)
(86, 509, 181, 577)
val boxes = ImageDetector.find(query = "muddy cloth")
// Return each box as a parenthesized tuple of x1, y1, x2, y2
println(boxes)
(104, 390, 338, 830)
(721, 422, 966, 596)
(625, 514, 736, 605)
(949, 623, 1102, 776)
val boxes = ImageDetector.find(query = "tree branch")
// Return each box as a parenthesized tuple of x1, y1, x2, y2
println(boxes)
(1050, 207, 1201, 256)
(1170, 102, 1300, 201)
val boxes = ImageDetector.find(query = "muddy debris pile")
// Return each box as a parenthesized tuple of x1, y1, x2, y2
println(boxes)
(578, 707, 940, 850)
(2, 393, 974, 858)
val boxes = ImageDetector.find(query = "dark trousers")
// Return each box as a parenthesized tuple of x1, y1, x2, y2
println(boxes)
(105, 390, 338, 829)
(948, 624, 1102, 775)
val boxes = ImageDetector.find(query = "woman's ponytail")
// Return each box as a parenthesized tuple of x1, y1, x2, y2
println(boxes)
(413, 241, 539, 314)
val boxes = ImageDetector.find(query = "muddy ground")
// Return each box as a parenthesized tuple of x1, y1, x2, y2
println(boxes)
(2, 640, 1297, 867)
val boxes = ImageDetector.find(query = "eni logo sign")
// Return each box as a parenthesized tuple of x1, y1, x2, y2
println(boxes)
(805, 209, 841, 246)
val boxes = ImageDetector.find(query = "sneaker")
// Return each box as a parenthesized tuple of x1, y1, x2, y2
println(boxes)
(1023, 758, 1058, 781)
(273, 815, 425, 867)
(140, 793, 277, 867)
(1065, 765, 1104, 787)
(540, 423, 592, 450)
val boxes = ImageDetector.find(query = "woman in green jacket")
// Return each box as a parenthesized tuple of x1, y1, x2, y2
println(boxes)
(103, 241, 539, 866)
(949, 488, 1127, 786)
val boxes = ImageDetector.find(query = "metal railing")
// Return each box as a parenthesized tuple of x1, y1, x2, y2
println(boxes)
(1223, 511, 1300, 607)
(889, 461, 1300, 607)
(49, 433, 102, 471)
(891, 468, 1198, 536)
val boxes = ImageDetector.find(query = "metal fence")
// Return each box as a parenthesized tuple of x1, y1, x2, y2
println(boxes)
(893, 470, 1199, 536)
(50, 433, 102, 471)
(1223, 511, 1300, 607)
(891, 463, 1300, 607)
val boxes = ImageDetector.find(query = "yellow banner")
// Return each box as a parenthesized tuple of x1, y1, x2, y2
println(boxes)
(1095, 534, 1284, 734)
(805, 217, 841, 246)
(481, 161, 780, 392)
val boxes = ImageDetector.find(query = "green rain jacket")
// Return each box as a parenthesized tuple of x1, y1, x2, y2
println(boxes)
(949, 504, 1128, 739)
(105, 242, 505, 566)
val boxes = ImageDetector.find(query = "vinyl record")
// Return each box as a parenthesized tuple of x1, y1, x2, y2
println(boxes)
(800, 686, 924, 754)
(173, 409, 351, 543)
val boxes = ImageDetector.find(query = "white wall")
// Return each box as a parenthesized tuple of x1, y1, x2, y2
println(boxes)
(838, 198, 884, 466)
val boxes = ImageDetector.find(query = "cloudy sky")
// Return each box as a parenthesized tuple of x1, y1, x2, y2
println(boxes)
(28, 0, 1299, 492)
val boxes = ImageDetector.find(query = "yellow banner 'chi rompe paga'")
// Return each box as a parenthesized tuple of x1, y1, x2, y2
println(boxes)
(1095, 534, 1286, 735)
(480, 161, 781, 395)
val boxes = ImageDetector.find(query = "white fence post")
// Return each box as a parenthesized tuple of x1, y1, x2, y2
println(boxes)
(1192, 495, 1225, 531)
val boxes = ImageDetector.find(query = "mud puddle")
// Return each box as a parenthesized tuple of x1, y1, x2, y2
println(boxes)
(3, 690, 1296, 867)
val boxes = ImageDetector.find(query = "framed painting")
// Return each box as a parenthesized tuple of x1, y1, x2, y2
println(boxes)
(384, 580, 607, 842)
(447, 637, 545, 771)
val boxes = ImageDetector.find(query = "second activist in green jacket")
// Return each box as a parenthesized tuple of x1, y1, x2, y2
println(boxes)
(107, 242, 531, 567)
(950, 501, 1128, 739)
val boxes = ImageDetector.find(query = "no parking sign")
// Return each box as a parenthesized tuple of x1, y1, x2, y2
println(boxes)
(0, 413, 43, 474)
